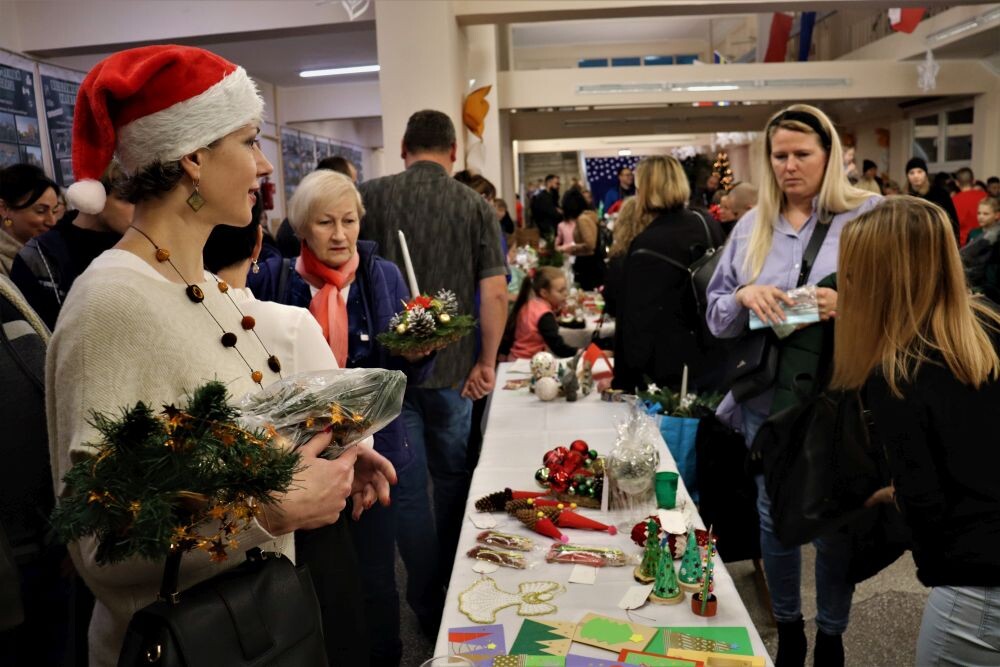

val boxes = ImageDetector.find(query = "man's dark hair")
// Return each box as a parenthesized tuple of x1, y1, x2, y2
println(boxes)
(544, 174, 558, 185)
(988, 176, 999, 185)
(403, 110, 456, 154)
(316, 155, 354, 178)
(561, 188, 587, 221)
(203, 193, 263, 273)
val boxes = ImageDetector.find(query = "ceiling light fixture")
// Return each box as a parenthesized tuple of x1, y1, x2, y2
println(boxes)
(300, 64, 380, 78)
(927, 6, 1000, 43)
(618, 149, 633, 156)
(575, 78, 850, 95)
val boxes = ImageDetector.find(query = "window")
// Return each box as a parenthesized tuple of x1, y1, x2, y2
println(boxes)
(910, 104, 974, 173)
(643, 55, 674, 66)
(578, 58, 608, 68)
(611, 57, 641, 67)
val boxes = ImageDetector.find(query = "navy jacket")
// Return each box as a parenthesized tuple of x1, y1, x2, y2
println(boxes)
(249, 240, 431, 471)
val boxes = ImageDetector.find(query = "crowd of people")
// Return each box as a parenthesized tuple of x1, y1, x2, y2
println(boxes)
(1, 44, 998, 667)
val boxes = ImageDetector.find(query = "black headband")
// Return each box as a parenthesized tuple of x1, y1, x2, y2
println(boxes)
(768, 110, 832, 150)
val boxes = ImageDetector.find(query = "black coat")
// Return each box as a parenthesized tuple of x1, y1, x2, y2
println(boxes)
(914, 185, 960, 243)
(613, 207, 725, 393)
(529, 189, 561, 237)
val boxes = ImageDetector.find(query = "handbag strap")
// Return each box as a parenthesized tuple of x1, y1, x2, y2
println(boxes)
(690, 208, 716, 250)
(797, 210, 833, 287)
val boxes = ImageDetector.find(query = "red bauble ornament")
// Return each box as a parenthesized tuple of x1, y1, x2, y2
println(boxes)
(550, 470, 570, 491)
(543, 449, 564, 468)
(562, 451, 584, 471)
(570, 440, 589, 454)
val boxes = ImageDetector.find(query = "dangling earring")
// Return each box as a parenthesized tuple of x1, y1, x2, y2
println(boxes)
(251, 258, 260, 274)
(186, 180, 206, 212)
(2, 218, 12, 228)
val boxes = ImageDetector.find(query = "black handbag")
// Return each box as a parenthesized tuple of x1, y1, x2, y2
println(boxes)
(751, 389, 882, 547)
(118, 547, 327, 667)
(725, 213, 832, 401)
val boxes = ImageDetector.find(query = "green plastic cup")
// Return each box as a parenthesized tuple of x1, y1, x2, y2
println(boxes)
(655, 471, 679, 509)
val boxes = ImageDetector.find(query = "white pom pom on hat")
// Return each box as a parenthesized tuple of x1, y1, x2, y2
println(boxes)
(70, 45, 263, 206)
(66, 179, 106, 215)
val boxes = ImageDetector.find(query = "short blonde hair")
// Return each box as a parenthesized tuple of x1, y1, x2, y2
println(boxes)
(287, 170, 365, 236)
(832, 196, 1000, 396)
(635, 155, 690, 213)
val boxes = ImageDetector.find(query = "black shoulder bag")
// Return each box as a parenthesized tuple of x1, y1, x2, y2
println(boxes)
(725, 214, 831, 402)
(118, 547, 327, 666)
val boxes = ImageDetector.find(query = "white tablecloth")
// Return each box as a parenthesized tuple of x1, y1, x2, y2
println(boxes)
(434, 363, 772, 665)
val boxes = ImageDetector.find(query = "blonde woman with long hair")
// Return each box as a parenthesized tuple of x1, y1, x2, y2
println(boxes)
(832, 196, 1000, 667)
(613, 155, 725, 393)
(705, 104, 880, 667)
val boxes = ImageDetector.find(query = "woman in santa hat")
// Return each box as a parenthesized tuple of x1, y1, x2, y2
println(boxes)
(46, 45, 394, 666)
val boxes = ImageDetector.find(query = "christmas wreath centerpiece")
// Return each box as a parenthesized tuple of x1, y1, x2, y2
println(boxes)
(377, 289, 475, 355)
(50, 381, 300, 565)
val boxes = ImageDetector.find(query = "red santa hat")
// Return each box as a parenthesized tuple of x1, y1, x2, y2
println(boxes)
(68, 45, 263, 214)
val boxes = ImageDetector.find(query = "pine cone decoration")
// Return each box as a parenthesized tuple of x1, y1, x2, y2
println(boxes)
(406, 306, 436, 338)
(504, 498, 536, 515)
(514, 507, 560, 527)
(474, 489, 512, 512)
(435, 289, 459, 316)
(388, 312, 403, 331)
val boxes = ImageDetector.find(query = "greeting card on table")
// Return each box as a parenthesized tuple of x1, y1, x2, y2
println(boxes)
(448, 624, 506, 664)
(564, 656, 627, 667)
(493, 656, 567, 666)
(644, 628, 753, 656)
(616, 650, 703, 666)
(510, 619, 577, 656)
(572, 613, 656, 654)
(666, 649, 765, 667)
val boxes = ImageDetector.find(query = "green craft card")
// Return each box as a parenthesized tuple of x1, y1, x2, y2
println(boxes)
(510, 619, 576, 656)
(644, 628, 752, 657)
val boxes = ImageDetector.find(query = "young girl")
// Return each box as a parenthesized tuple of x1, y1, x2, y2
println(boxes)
(833, 196, 1000, 667)
(506, 266, 577, 359)
(961, 197, 1000, 301)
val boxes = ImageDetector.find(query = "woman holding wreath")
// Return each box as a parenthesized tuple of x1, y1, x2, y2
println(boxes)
(47, 46, 394, 666)
(705, 104, 880, 667)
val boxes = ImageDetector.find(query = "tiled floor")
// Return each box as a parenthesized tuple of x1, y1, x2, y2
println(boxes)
(398, 545, 929, 666)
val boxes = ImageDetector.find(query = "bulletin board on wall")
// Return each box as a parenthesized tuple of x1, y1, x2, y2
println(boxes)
(37, 63, 85, 186)
(0, 49, 45, 171)
(279, 125, 364, 208)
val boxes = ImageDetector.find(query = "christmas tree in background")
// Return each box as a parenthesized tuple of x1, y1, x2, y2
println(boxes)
(649, 537, 683, 604)
(677, 528, 703, 591)
(713, 151, 734, 192)
(634, 518, 660, 583)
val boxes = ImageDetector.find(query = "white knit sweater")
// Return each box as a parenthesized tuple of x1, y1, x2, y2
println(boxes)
(46, 250, 292, 666)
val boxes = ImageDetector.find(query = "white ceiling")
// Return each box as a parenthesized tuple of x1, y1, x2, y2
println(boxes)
(511, 15, 750, 48)
(43, 21, 379, 87)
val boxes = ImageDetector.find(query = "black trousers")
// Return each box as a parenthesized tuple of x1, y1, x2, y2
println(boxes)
(295, 513, 368, 667)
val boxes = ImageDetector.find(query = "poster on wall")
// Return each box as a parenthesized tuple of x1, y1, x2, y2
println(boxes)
(281, 127, 304, 202)
(0, 50, 43, 170)
(39, 64, 84, 186)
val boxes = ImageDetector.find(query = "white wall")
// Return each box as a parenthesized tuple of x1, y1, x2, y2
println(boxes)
(0, 3, 22, 52)
(277, 80, 381, 124)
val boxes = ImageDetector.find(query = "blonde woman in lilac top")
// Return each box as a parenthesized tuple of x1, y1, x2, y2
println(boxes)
(705, 104, 880, 667)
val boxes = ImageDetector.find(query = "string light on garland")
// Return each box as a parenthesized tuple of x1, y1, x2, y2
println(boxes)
(713, 151, 735, 192)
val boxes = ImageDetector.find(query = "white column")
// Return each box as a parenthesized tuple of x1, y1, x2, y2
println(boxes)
(973, 89, 1000, 180)
(889, 119, 911, 185)
(464, 24, 503, 189)
(374, 0, 467, 175)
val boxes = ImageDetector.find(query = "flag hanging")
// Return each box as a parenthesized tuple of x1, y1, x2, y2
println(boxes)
(889, 8, 926, 34)
(798, 12, 817, 61)
(764, 13, 794, 62)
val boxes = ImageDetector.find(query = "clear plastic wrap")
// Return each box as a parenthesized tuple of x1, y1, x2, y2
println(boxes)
(545, 543, 628, 567)
(606, 398, 660, 520)
(239, 368, 407, 459)
(749, 284, 819, 338)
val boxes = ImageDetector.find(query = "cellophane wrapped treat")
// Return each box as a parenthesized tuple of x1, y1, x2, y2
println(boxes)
(239, 368, 406, 459)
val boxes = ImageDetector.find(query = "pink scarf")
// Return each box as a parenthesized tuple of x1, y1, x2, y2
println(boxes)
(296, 242, 359, 367)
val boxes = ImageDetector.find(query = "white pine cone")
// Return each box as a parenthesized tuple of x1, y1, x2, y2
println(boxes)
(388, 311, 403, 331)
(434, 289, 459, 316)
(406, 306, 436, 337)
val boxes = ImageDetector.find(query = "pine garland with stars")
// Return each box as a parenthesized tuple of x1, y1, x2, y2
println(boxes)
(50, 381, 301, 565)
(713, 151, 735, 192)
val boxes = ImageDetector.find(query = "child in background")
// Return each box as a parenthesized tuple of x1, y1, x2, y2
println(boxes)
(961, 197, 1000, 302)
(504, 266, 578, 359)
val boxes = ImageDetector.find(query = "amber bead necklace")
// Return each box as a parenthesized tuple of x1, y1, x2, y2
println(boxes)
(130, 225, 281, 387)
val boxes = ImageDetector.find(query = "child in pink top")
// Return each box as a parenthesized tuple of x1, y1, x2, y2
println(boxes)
(504, 266, 578, 359)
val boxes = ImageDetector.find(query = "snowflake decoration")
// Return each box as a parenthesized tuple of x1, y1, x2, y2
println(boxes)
(917, 50, 939, 93)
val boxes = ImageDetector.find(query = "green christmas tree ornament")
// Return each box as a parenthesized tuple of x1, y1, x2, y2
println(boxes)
(634, 518, 659, 584)
(677, 529, 703, 592)
(648, 537, 684, 605)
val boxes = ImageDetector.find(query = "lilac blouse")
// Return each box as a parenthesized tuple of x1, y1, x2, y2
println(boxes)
(705, 194, 882, 429)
